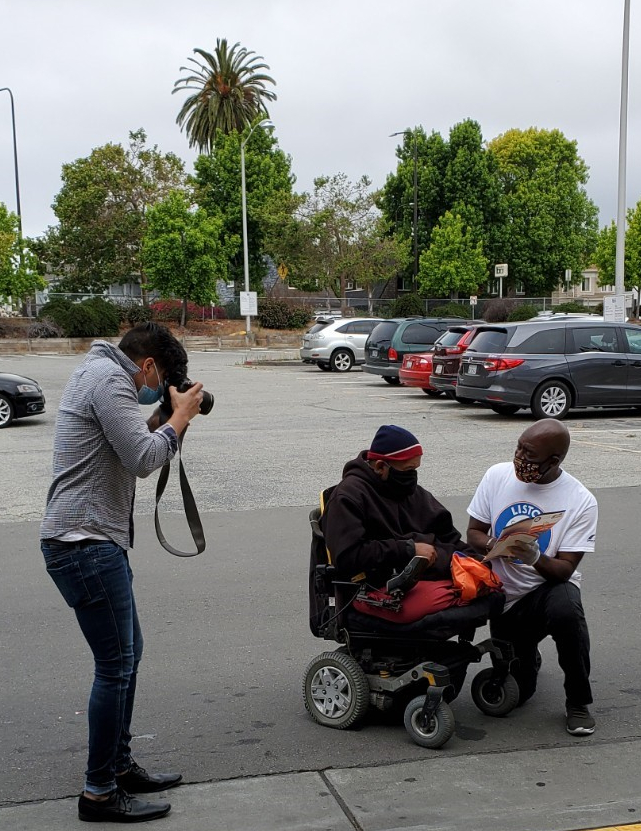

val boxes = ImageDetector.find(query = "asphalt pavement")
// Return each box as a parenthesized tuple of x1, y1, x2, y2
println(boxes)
(1, 351, 641, 830)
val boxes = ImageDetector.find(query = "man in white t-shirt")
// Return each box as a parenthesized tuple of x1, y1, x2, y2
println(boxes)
(467, 420, 597, 736)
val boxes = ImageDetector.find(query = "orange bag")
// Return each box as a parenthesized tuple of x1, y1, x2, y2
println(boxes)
(451, 552, 503, 603)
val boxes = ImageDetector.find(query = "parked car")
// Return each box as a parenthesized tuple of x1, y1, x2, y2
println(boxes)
(300, 316, 383, 372)
(529, 312, 604, 321)
(456, 318, 641, 420)
(399, 348, 438, 395)
(0, 372, 46, 428)
(363, 317, 468, 384)
(429, 324, 486, 400)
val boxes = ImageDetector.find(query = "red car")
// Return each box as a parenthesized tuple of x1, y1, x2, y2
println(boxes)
(399, 348, 439, 396)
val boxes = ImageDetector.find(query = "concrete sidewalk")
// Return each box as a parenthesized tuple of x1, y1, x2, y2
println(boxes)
(4, 740, 641, 831)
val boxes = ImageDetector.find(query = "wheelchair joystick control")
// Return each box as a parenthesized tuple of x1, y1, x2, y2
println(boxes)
(386, 555, 430, 597)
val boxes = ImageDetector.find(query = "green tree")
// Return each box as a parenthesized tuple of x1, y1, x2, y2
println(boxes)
(293, 174, 378, 301)
(489, 128, 598, 295)
(142, 190, 239, 326)
(418, 211, 488, 297)
(593, 200, 641, 312)
(193, 127, 293, 289)
(40, 129, 186, 296)
(264, 175, 408, 308)
(174, 39, 276, 152)
(338, 218, 410, 313)
(444, 119, 505, 266)
(0, 203, 44, 306)
(379, 120, 504, 287)
(379, 127, 448, 282)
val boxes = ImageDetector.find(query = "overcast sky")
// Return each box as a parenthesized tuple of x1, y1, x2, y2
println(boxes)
(1, 0, 639, 239)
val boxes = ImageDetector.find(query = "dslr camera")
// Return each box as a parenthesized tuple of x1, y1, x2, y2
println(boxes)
(159, 366, 214, 420)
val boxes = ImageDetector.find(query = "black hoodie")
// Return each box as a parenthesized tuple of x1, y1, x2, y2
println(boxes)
(321, 451, 476, 588)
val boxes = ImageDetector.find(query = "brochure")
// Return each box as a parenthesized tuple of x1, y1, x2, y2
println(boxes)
(483, 511, 565, 561)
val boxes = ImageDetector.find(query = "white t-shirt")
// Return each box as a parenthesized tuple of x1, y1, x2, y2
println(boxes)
(467, 462, 598, 610)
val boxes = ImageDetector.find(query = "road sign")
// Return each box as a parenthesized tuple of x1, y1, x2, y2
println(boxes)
(603, 295, 626, 323)
(277, 263, 289, 279)
(564, 268, 572, 283)
(469, 295, 478, 306)
(494, 263, 508, 278)
(240, 291, 258, 316)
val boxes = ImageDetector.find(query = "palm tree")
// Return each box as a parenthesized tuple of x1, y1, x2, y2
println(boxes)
(173, 39, 277, 152)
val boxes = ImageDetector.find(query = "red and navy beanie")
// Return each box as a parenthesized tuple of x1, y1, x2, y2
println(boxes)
(366, 425, 423, 462)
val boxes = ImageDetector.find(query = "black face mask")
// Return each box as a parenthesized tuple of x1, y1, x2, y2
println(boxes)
(385, 466, 418, 496)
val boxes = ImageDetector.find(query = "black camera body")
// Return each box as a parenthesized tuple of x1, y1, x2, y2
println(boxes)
(159, 376, 214, 420)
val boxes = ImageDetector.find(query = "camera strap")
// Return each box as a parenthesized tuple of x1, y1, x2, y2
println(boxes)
(154, 429, 206, 557)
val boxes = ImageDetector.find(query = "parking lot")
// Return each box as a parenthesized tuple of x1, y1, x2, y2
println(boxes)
(2, 352, 641, 525)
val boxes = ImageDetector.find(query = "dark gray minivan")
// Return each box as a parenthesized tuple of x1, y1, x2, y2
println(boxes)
(456, 319, 641, 419)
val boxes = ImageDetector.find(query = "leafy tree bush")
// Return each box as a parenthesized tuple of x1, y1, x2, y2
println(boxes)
(430, 302, 469, 318)
(551, 302, 590, 313)
(125, 304, 153, 325)
(389, 293, 425, 317)
(257, 299, 291, 329)
(64, 298, 120, 337)
(114, 300, 153, 326)
(38, 297, 73, 330)
(81, 298, 121, 332)
(287, 305, 313, 328)
(483, 298, 517, 322)
(150, 299, 197, 322)
(28, 319, 64, 338)
(507, 303, 539, 321)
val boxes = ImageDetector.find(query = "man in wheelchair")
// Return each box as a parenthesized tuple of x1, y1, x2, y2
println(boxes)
(321, 424, 477, 606)
(303, 425, 516, 748)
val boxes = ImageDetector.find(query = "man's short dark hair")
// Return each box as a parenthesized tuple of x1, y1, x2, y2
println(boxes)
(119, 322, 188, 379)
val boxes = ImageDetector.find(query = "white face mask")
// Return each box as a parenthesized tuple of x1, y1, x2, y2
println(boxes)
(137, 361, 163, 405)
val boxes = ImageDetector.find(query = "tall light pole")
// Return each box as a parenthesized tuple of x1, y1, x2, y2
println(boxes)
(241, 118, 274, 334)
(390, 129, 418, 292)
(615, 0, 631, 302)
(0, 87, 22, 236)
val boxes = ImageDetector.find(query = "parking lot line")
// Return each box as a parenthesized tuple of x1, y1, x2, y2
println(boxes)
(578, 825, 641, 831)
(572, 438, 641, 454)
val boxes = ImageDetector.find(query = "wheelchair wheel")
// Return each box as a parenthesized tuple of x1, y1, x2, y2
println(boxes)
(471, 668, 519, 717)
(403, 696, 455, 749)
(303, 651, 370, 729)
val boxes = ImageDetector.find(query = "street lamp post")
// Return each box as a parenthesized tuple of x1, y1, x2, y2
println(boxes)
(391, 129, 418, 292)
(241, 118, 274, 334)
(615, 0, 631, 302)
(0, 87, 22, 235)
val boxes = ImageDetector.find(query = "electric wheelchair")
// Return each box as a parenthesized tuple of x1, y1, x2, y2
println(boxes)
(302, 489, 519, 748)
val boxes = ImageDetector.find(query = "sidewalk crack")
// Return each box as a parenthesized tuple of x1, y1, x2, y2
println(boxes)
(319, 770, 364, 831)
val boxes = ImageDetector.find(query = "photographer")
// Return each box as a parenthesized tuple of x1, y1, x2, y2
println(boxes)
(41, 322, 203, 824)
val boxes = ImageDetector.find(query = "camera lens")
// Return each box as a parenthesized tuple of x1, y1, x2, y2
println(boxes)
(200, 391, 215, 415)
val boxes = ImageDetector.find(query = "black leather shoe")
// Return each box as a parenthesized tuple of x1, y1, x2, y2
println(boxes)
(117, 762, 183, 794)
(78, 788, 171, 822)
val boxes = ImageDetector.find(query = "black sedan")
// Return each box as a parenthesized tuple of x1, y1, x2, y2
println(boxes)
(0, 372, 46, 427)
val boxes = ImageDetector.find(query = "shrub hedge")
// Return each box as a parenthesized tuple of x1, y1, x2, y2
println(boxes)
(507, 303, 539, 321)
(389, 294, 425, 317)
(257, 299, 312, 329)
(37, 297, 120, 337)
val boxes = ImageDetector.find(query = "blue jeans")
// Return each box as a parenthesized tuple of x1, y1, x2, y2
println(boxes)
(41, 540, 143, 796)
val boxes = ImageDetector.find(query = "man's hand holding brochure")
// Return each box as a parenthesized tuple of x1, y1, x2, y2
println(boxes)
(484, 511, 565, 565)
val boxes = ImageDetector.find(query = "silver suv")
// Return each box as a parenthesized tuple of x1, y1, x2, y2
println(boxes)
(300, 317, 383, 372)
